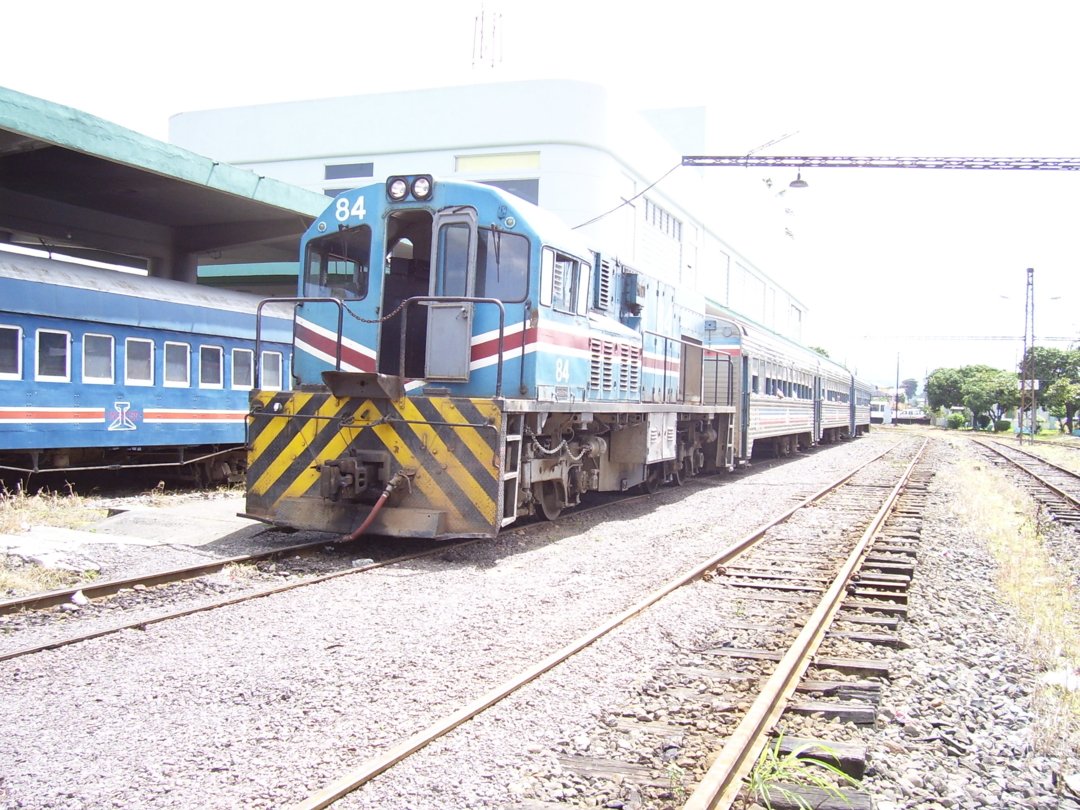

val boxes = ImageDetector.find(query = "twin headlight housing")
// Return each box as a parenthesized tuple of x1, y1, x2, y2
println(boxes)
(386, 175, 434, 202)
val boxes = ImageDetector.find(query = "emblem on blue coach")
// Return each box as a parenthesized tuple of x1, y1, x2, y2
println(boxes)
(107, 401, 138, 431)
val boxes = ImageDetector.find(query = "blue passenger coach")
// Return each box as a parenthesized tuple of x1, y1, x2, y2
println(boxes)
(0, 251, 292, 481)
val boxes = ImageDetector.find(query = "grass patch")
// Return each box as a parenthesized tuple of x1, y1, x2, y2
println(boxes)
(744, 734, 860, 809)
(0, 556, 83, 597)
(0, 486, 109, 597)
(0, 484, 109, 535)
(948, 439, 1080, 759)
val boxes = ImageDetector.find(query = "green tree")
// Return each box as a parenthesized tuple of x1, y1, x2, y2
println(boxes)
(926, 367, 964, 411)
(1044, 378, 1080, 434)
(1019, 347, 1080, 408)
(901, 378, 918, 400)
(809, 346, 830, 358)
(961, 366, 1019, 429)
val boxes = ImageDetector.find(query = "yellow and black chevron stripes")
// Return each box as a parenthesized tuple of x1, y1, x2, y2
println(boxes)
(245, 391, 504, 537)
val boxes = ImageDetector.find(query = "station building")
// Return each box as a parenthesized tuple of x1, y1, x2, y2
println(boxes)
(170, 80, 807, 343)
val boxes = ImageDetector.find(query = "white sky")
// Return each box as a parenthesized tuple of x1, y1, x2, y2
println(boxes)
(3, 0, 1078, 386)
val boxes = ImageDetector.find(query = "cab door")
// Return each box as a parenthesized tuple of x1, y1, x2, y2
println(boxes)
(426, 208, 478, 381)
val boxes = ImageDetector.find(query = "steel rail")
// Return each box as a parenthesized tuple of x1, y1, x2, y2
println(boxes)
(0, 543, 473, 663)
(291, 441, 907, 810)
(0, 488, 668, 662)
(0, 537, 338, 616)
(974, 439, 1080, 509)
(684, 437, 928, 810)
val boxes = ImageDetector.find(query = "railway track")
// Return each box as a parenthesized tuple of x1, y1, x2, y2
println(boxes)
(0, 485, 692, 662)
(289, 437, 926, 809)
(0, 449, 825, 664)
(974, 438, 1080, 524)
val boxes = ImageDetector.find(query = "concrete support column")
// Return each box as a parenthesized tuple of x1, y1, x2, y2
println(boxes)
(147, 251, 199, 283)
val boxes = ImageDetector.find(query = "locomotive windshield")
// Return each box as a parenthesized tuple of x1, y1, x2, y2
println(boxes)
(304, 225, 371, 299)
(432, 218, 529, 301)
(475, 227, 528, 302)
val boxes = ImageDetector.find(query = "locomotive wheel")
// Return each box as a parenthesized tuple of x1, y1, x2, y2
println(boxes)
(670, 459, 686, 487)
(536, 481, 563, 521)
(644, 463, 663, 494)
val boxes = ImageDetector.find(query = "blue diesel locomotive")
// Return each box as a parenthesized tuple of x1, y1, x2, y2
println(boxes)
(0, 250, 292, 482)
(244, 176, 869, 539)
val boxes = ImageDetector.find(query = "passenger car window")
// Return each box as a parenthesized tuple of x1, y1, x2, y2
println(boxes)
(83, 334, 114, 384)
(125, 338, 154, 385)
(0, 325, 22, 379)
(36, 330, 70, 382)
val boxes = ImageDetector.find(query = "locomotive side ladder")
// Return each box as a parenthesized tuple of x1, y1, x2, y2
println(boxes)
(501, 412, 525, 526)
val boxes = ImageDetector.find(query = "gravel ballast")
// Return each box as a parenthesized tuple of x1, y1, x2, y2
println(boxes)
(1, 431, 1078, 809)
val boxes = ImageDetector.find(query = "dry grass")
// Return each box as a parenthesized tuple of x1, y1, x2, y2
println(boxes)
(0, 484, 109, 535)
(948, 438, 1080, 758)
(0, 557, 83, 596)
(0, 485, 109, 597)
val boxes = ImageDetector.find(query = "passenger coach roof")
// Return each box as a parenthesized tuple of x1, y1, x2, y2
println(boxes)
(0, 251, 293, 342)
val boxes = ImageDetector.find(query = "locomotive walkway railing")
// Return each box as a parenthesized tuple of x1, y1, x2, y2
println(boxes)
(643, 330, 736, 407)
(255, 297, 344, 388)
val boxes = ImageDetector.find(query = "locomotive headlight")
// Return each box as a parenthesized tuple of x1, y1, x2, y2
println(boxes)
(411, 176, 433, 200)
(387, 177, 409, 201)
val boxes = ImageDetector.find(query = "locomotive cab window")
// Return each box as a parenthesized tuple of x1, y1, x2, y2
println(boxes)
(435, 221, 472, 296)
(164, 342, 190, 387)
(541, 248, 588, 315)
(125, 338, 154, 385)
(200, 346, 224, 388)
(474, 227, 529, 302)
(35, 329, 70, 382)
(304, 225, 371, 299)
(83, 334, 114, 384)
(0, 325, 21, 379)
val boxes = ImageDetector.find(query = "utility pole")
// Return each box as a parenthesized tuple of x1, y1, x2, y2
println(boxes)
(894, 353, 900, 425)
(1019, 268, 1036, 443)
(472, 2, 503, 69)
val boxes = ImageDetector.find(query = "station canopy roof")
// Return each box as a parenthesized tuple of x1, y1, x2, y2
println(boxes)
(0, 87, 328, 276)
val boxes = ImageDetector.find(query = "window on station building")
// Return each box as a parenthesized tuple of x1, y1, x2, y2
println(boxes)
(83, 334, 114, 384)
(164, 342, 190, 387)
(36, 329, 70, 382)
(324, 162, 374, 181)
(644, 199, 682, 241)
(0, 325, 22, 379)
(125, 338, 154, 385)
(480, 178, 540, 205)
(232, 348, 254, 389)
(200, 346, 223, 388)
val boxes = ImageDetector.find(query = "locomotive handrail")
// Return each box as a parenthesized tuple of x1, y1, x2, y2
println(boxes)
(398, 296, 506, 397)
(255, 297, 345, 387)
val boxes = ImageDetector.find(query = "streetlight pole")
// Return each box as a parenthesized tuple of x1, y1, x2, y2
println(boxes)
(1019, 268, 1036, 444)
(894, 353, 900, 425)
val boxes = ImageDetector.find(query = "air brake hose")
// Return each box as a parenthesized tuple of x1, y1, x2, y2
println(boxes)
(338, 471, 411, 543)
